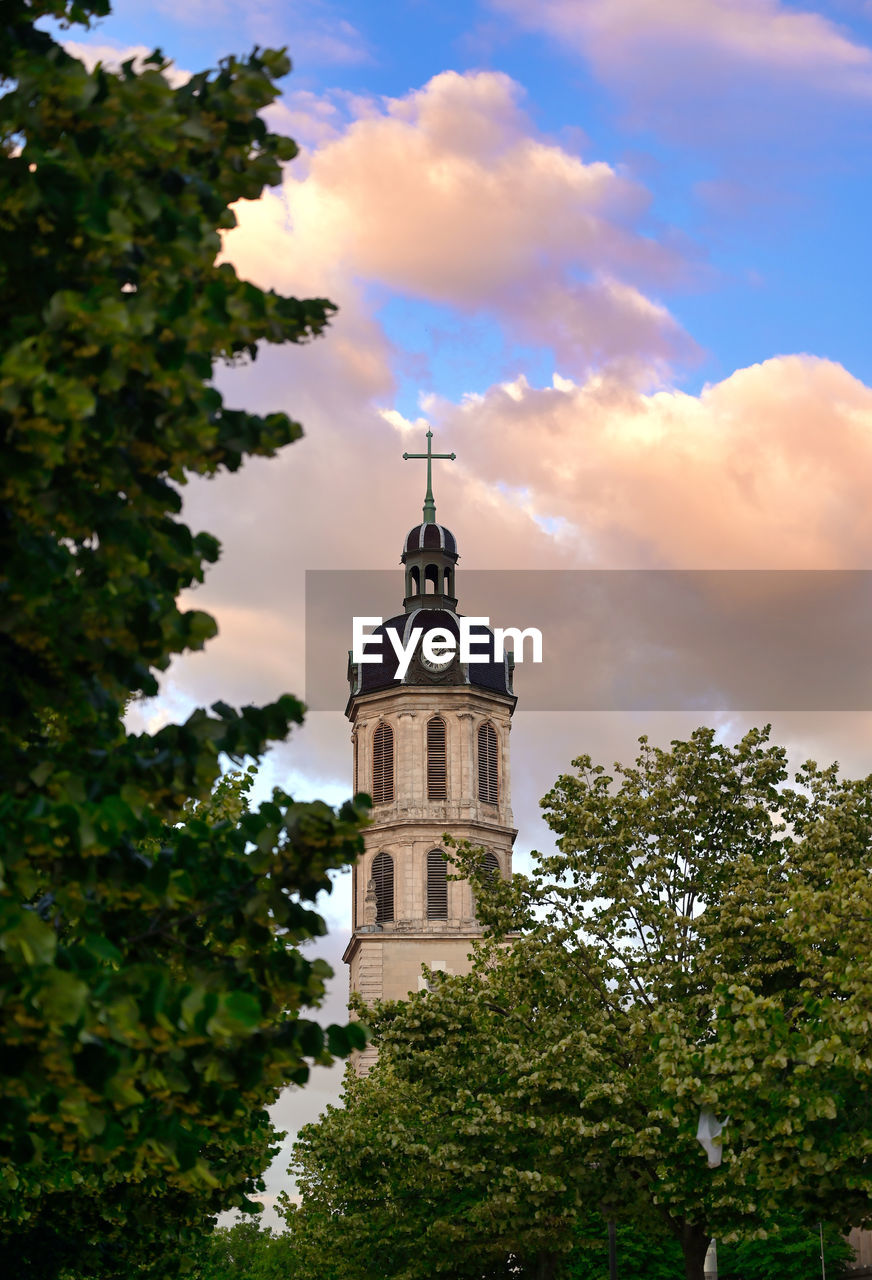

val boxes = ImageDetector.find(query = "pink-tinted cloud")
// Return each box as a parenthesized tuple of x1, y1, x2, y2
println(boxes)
(492, 0, 872, 146)
(262, 91, 346, 151)
(222, 70, 694, 382)
(494, 0, 872, 89)
(511, 276, 696, 382)
(428, 354, 872, 569)
(284, 70, 679, 297)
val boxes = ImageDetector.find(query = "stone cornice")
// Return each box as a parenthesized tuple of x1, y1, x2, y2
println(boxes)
(343, 927, 487, 967)
(361, 814, 518, 842)
(347, 684, 516, 722)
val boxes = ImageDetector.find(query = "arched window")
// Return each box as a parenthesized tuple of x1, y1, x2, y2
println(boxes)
(408, 565, 420, 595)
(477, 721, 499, 805)
(426, 849, 448, 919)
(372, 722, 394, 804)
(371, 852, 394, 923)
(427, 715, 447, 799)
(424, 563, 439, 593)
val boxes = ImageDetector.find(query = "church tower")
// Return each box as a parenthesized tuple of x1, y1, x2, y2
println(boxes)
(343, 431, 517, 1068)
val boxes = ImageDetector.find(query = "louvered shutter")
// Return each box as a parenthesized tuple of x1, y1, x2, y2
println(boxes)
(372, 722, 394, 804)
(471, 850, 501, 924)
(427, 716, 447, 799)
(477, 721, 498, 804)
(371, 852, 394, 923)
(426, 850, 448, 919)
(483, 851, 500, 879)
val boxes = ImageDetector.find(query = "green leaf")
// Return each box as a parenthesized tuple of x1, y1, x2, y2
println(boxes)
(0, 909, 57, 966)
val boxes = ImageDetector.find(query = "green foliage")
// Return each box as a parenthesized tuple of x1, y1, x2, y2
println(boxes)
(0, 3, 369, 1274)
(291, 728, 872, 1280)
(563, 1212, 852, 1280)
(655, 752, 872, 1229)
(187, 1220, 295, 1280)
(564, 1214, 683, 1280)
(718, 1219, 852, 1280)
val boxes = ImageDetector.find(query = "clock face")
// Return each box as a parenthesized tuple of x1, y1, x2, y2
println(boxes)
(420, 649, 453, 673)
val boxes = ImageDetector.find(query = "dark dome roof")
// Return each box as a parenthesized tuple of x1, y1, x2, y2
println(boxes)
(403, 523, 457, 556)
(354, 609, 513, 699)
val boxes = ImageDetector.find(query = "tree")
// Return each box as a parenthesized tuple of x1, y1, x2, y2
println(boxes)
(290, 728, 872, 1280)
(0, 2, 368, 1272)
(666, 756, 872, 1231)
(187, 1218, 295, 1280)
(287, 1060, 541, 1279)
(455, 726, 872, 1276)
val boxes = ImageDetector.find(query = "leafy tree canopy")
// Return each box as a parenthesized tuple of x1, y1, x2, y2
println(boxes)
(291, 727, 872, 1280)
(0, 2, 368, 1272)
(680, 754, 872, 1227)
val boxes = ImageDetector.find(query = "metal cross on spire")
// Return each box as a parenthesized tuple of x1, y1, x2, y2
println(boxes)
(402, 428, 456, 525)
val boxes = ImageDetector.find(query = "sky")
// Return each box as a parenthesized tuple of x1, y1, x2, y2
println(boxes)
(61, 0, 872, 1218)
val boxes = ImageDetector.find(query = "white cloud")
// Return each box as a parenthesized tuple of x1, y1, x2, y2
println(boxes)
(63, 41, 191, 87)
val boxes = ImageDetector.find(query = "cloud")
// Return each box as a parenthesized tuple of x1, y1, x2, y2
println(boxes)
(291, 17, 371, 67)
(284, 70, 679, 296)
(63, 41, 191, 87)
(494, 0, 872, 88)
(492, 0, 872, 144)
(262, 90, 346, 151)
(149, 0, 371, 67)
(222, 69, 695, 382)
(510, 276, 695, 383)
(427, 354, 872, 569)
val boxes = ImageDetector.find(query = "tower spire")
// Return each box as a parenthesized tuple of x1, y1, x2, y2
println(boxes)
(402, 428, 456, 524)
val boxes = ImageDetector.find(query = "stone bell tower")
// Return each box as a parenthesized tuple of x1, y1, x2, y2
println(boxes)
(343, 430, 517, 1067)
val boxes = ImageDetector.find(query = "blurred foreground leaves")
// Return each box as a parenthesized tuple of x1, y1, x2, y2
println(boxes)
(1, 2, 367, 1274)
